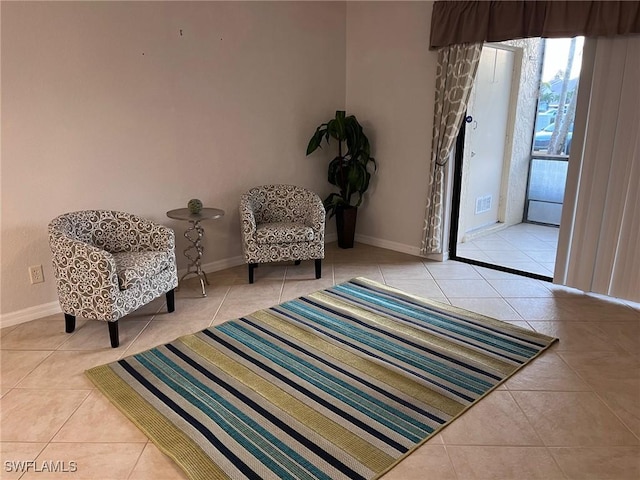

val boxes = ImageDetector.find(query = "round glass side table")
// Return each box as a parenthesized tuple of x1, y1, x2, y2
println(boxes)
(166, 207, 225, 297)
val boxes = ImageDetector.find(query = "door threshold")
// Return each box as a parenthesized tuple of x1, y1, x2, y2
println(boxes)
(451, 255, 553, 282)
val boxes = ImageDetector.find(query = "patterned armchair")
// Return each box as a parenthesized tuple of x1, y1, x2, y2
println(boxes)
(240, 185, 325, 283)
(48, 210, 178, 348)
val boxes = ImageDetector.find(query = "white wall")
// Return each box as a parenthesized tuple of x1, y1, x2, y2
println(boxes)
(1, 1, 441, 322)
(345, 2, 437, 255)
(1, 1, 346, 318)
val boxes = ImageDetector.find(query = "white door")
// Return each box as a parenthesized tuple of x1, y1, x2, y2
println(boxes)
(459, 46, 515, 239)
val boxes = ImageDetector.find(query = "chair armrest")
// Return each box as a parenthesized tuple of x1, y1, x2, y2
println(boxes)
(239, 194, 257, 240)
(304, 195, 326, 236)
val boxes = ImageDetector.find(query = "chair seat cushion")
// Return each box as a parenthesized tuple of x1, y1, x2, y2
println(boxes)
(112, 251, 173, 290)
(255, 222, 314, 244)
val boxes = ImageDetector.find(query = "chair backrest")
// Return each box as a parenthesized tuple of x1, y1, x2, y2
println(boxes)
(244, 185, 319, 224)
(49, 210, 151, 253)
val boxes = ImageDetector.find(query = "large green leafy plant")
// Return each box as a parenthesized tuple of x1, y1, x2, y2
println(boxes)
(306, 111, 377, 217)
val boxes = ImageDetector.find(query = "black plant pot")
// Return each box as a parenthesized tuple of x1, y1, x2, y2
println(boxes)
(336, 206, 357, 249)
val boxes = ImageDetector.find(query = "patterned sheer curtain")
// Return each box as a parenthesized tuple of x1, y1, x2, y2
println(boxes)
(420, 43, 482, 255)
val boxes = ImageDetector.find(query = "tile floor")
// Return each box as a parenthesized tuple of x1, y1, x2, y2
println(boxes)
(1, 242, 639, 479)
(456, 223, 559, 277)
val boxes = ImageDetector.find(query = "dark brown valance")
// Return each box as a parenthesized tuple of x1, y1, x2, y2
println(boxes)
(430, 1, 640, 49)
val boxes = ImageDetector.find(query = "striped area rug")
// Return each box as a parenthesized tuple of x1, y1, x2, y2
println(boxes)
(87, 277, 557, 480)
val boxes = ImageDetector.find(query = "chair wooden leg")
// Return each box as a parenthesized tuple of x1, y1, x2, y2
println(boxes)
(108, 321, 119, 348)
(64, 314, 76, 333)
(294, 260, 301, 266)
(166, 288, 175, 313)
(248, 263, 257, 284)
(315, 259, 322, 279)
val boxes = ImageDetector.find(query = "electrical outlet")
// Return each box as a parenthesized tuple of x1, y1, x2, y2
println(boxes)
(29, 265, 44, 284)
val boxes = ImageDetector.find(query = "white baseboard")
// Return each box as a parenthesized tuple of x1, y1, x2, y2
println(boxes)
(2, 237, 343, 329)
(178, 254, 246, 278)
(0, 301, 62, 329)
(354, 234, 423, 257)
(425, 251, 449, 262)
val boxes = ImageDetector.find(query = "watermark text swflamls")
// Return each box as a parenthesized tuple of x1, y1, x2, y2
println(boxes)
(4, 460, 78, 473)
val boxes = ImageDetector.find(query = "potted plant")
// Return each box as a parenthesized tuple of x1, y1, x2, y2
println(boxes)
(306, 110, 377, 248)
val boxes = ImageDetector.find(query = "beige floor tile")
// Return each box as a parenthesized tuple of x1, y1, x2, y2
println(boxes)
(284, 260, 330, 280)
(333, 264, 384, 284)
(53, 390, 147, 443)
(0, 350, 52, 389)
(280, 277, 335, 303)
(1, 389, 90, 442)
(379, 262, 432, 281)
(128, 443, 188, 480)
(380, 444, 457, 480)
(238, 263, 287, 283)
(425, 263, 483, 280)
(223, 280, 283, 303)
(435, 279, 499, 298)
(559, 297, 639, 322)
(558, 351, 640, 437)
(383, 279, 445, 300)
(0, 315, 87, 351)
(440, 391, 543, 446)
(446, 445, 566, 479)
(0, 442, 47, 480)
(472, 265, 522, 280)
(593, 321, 640, 356)
(506, 352, 591, 391)
(529, 322, 621, 352)
(449, 298, 522, 321)
(506, 298, 579, 321)
(17, 349, 122, 390)
(20, 442, 145, 479)
(2, 242, 639, 479)
(593, 389, 640, 439)
(0, 325, 18, 338)
(168, 285, 228, 318)
(557, 351, 640, 388)
(122, 314, 214, 356)
(486, 279, 553, 298)
(549, 446, 640, 480)
(213, 296, 284, 326)
(57, 319, 151, 351)
(511, 391, 639, 446)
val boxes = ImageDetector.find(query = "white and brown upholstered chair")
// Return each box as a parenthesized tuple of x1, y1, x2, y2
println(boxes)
(48, 210, 178, 347)
(240, 185, 325, 283)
